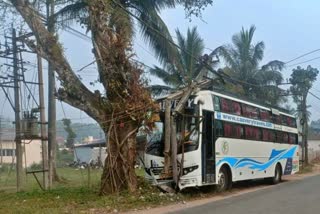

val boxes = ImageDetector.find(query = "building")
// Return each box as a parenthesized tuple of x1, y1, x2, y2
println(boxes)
(0, 128, 42, 168)
(74, 139, 107, 166)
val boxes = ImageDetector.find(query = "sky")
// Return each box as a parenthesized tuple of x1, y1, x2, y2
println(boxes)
(1, 0, 320, 123)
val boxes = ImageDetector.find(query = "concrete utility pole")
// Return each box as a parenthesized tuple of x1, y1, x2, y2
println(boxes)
(12, 28, 24, 192)
(47, 0, 56, 187)
(37, 50, 48, 190)
(302, 93, 309, 167)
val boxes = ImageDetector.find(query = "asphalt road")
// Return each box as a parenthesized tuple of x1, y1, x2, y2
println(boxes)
(173, 175, 320, 214)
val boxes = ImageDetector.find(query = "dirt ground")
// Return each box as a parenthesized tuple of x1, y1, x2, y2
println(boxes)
(126, 164, 320, 214)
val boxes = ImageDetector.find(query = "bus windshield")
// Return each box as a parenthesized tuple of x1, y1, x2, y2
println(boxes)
(146, 108, 200, 157)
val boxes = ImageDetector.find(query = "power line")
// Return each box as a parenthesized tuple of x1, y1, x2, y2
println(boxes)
(286, 56, 320, 68)
(285, 49, 320, 64)
(309, 91, 320, 102)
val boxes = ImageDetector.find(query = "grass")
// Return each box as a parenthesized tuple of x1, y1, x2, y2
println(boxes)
(0, 167, 185, 213)
(296, 163, 315, 174)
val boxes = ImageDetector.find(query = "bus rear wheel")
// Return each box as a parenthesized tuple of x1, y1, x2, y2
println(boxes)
(217, 167, 230, 192)
(271, 164, 282, 184)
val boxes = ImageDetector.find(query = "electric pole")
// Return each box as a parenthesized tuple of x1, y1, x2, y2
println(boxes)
(12, 28, 24, 192)
(47, 0, 57, 187)
(37, 49, 48, 190)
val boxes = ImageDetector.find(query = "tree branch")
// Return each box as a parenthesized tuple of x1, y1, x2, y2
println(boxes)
(10, 0, 102, 119)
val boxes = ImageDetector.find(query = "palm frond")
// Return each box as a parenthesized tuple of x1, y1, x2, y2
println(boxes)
(135, 4, 180, 69)
(149, 66, 182, 87)
(148, 84, 174, 97)
(261, 60, 285, 71)
(54, 1, 88, 26)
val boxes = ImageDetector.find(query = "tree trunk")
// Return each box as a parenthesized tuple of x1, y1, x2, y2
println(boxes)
(162, 99, 171, 176)
(100, 122, 138, 194)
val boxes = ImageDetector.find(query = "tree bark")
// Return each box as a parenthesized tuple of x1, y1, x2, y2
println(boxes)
(100, 122, 138, 194)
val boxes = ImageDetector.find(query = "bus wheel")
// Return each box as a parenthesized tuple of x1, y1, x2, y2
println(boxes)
(271, 164, 282, 184)
(217, 167, 229, 192)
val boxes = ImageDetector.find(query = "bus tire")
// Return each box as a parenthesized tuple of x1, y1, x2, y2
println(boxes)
(217, 167, 230, 192)
(271, 164, 282, 184)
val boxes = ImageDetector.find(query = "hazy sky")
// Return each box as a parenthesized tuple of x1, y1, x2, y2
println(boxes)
(1, 0, 320, 123)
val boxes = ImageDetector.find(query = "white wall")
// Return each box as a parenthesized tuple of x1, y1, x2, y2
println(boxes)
(74, 147, 107, 165)
(0, 140, 42, 168)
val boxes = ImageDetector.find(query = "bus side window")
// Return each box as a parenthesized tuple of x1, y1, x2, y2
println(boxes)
(221, 98, 231, 113)
(216, 120, 223, 137)
(232, 101, 241, 116)
(242, 104, 259, 119)
(213, 96, 221, 111)
(276, 132, 283, 143)
(288, 134, 297, 144)
(273, 115, 281, 125)
(260, 110, 271, 122)
(283, 133, 289, 144)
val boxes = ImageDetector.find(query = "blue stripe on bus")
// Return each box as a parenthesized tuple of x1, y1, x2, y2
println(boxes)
(216, 146, 297, 171)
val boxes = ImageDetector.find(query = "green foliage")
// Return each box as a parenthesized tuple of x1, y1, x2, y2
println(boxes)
(28, 163, 42, 171)
(177, 0, 213, 18)
(290, 65, 319, 104)
(56, 149, 74, 168)
(220, 25, 285, 106)
(62, 118, 77, 148)
(150, 27, 217, 95)
(290, 65, 319, 122)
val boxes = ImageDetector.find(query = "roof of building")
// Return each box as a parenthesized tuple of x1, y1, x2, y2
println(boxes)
(74, 139, 106, 148)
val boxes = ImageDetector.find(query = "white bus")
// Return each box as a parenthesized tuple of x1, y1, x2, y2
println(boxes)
(144, 90, 299, 191)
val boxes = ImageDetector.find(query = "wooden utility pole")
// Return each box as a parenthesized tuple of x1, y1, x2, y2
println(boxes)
(12, 28, 24, 192)
(47, 0, 57, 187)
(37, 50, 48, 190)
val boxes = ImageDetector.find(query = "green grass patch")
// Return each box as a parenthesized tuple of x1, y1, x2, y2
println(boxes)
(0, 167, 187, 213)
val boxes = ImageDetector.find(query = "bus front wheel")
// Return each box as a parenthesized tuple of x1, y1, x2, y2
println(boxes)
(217, 167, 230, 192)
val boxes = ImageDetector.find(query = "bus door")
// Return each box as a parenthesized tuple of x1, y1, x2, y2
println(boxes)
(201, 110, 215, 183)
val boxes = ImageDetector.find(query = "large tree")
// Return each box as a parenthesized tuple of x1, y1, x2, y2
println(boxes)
(219, 25, 285, 105)
(5, 0, 213, 194)
(290, 65, 319, 166)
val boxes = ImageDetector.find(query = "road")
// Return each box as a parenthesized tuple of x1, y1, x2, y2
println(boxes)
(173, 175, 320, 214)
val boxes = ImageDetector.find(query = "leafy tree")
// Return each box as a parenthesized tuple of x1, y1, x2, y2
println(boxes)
(290, 65, 319, 165)
(290, 65, 319, 107)
(62, 118, 77, 149)
(219, 25, 285, 105)
(5, 0, 213, 194)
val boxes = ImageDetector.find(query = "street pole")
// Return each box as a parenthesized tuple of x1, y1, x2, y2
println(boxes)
(12, 28, 24, 192)
(37, 50, 48, 190)
(303, 93, 309, 166)
(47, 0, 57, 187)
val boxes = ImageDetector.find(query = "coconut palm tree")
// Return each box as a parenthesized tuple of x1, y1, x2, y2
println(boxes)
(219, 25, 285, 105)
(149, 27, 218, 96)
(55, 0, 180, 67)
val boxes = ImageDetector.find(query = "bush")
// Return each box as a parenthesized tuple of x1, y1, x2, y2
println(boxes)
(28, 162, 42, 171)
(0, 163, 15, 173)
(57, 149, 74, 168)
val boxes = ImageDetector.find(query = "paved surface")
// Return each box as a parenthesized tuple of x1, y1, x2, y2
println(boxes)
(172, 175, 320, 214)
